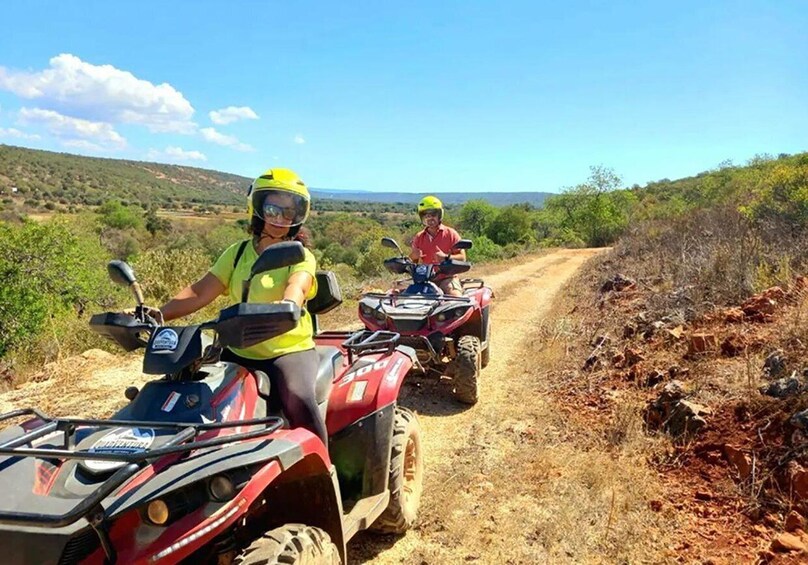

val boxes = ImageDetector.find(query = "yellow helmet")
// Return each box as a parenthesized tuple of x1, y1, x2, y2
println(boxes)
(247, 168, 311, 227)
(417, 195, 443, 220)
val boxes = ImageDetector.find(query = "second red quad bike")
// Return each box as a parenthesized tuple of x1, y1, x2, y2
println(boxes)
(0, 241, 423, 564)
(358, 237, 494, 404)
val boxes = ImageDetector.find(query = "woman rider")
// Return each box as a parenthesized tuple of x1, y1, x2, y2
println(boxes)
(151, 168, 327, 445)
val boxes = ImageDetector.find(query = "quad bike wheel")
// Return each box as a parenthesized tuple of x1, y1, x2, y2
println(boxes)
(371, 406, 423, 533)
(235, 524, 340, 564)
(452, 335, 481, 404)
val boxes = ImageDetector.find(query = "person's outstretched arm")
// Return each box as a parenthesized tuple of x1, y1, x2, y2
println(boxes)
(159, 273, 226, 322)
(282, 271, 314, 307)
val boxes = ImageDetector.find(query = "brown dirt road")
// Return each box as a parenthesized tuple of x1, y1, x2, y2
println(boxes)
(0, 248, 607, 563)
(350, 248, 606, 564)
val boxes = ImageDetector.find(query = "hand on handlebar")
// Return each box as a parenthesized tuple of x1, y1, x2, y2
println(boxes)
(124, 305, 164, 326)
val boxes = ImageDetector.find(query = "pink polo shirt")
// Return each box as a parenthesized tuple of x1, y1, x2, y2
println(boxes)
(411, 224, 462, 264)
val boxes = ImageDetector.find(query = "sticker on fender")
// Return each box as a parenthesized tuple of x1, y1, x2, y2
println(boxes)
(384, 358, 406, 384)
(347, 381, 368, 402)
(339, 359, 390, 387)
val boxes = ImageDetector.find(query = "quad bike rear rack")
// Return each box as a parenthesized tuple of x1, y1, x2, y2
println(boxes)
(340, 330, 401, 365)
(0, 408, 284, 530)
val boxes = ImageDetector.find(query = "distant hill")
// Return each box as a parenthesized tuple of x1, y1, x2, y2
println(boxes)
(0, 144, 552, 210)
(310, 188, 553, 208)
(0, 144, 248, 208)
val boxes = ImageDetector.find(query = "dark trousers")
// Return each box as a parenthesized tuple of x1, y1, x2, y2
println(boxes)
(221, 348, 328, 445)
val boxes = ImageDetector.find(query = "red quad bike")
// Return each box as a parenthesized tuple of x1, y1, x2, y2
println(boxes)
(0, 241, 424, 564)
(357, 237, 494, 405)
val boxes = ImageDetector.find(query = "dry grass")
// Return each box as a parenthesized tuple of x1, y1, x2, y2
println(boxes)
(432, 291, 678, 564)
(0, 349, 148, 419)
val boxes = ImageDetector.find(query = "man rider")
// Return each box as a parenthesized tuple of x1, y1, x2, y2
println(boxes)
(409, 196, 466, 297)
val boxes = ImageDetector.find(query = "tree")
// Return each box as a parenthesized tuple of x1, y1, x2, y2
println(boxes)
(145, 208, 171, 236)
(540, 166, 633, 247)
(486, 205, 534, 245)
(98, 200, 143, 230)
(458, 199, 498, 237)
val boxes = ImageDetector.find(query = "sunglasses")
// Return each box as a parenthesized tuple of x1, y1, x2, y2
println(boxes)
(262, 202, 299, 221)
(421, 210, 440, 218)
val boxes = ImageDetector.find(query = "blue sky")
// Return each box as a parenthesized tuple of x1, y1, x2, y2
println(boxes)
(0, 1, 805, 192)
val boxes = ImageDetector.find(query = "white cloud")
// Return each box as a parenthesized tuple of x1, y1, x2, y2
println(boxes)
(200, 127, 254, 152)
(209, 106, 258, 125)
(19, 107, 126, 149)
(61, 139, 106, 151)
(294, 134, 306, 144)
(147, 146, 207, 163)
(0, 53, 196, 133)
(0, 127, 40, 140)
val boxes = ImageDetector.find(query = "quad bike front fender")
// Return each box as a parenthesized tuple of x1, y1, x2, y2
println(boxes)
(108, 427, 330, 514)
(113, 428, 341, 564)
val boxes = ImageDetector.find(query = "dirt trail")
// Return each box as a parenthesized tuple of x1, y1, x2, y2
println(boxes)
(350, 248, 605, 563)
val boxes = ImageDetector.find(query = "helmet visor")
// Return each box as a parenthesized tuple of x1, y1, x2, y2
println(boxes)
(252, 189, 309, 227)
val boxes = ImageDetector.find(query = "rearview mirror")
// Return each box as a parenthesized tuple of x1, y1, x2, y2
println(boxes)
(108, 260, 144, 305)
(381, 237, 403, 255)
(108, 260, 137, 287)
(453, 239, 473, 250)
(250, 241, 306, 278)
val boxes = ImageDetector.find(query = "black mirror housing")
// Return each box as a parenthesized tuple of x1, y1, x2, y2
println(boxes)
(250, 241, 306, 278)
(108, 260, 137, 286)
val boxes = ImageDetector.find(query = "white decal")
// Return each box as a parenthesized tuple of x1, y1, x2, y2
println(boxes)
(347, 381, 368, 403)
(385, 358, 406, 384)
(161, 391, 181, 412)
(152, 328, 179, 351)
(85, 427, 155, 472)
(339, 359, 390, 387)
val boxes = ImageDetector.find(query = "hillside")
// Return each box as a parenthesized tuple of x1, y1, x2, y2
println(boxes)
(0, 144, 552, 210)
(310, 188, 553, 207)
(0, 144, 248, 208)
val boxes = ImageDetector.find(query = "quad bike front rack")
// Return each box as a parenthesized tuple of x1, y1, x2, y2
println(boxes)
(0, 408, 284, 529)
(362, 292, 471, 304)
(460, 278, 485, 289)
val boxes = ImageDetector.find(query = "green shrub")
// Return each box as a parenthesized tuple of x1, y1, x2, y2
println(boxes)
(0, 219, 118, 358)
(355, 242, 389, 277)
(133, 247, 208, 304)
(467, 235, 503, 262)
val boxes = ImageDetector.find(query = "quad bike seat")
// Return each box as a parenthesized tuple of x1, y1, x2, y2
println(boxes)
(315, 345, 342, 403)
(249, 346, 341, 407)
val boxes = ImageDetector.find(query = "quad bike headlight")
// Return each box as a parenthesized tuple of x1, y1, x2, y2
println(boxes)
(208, 475, 236, 502)
(434, 307, 469, 323)
(141, 483, 209, 527)
(453, 306, 470, 319)
(360, 303, 374, 317)
(146, 500, 170, 525)
(374, 309, 387, 322)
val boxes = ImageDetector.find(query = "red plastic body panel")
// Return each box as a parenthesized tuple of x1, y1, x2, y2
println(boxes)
(314, 331, 413, 434)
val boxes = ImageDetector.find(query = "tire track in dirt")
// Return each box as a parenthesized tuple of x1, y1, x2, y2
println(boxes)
(350, 248, 605, 563)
